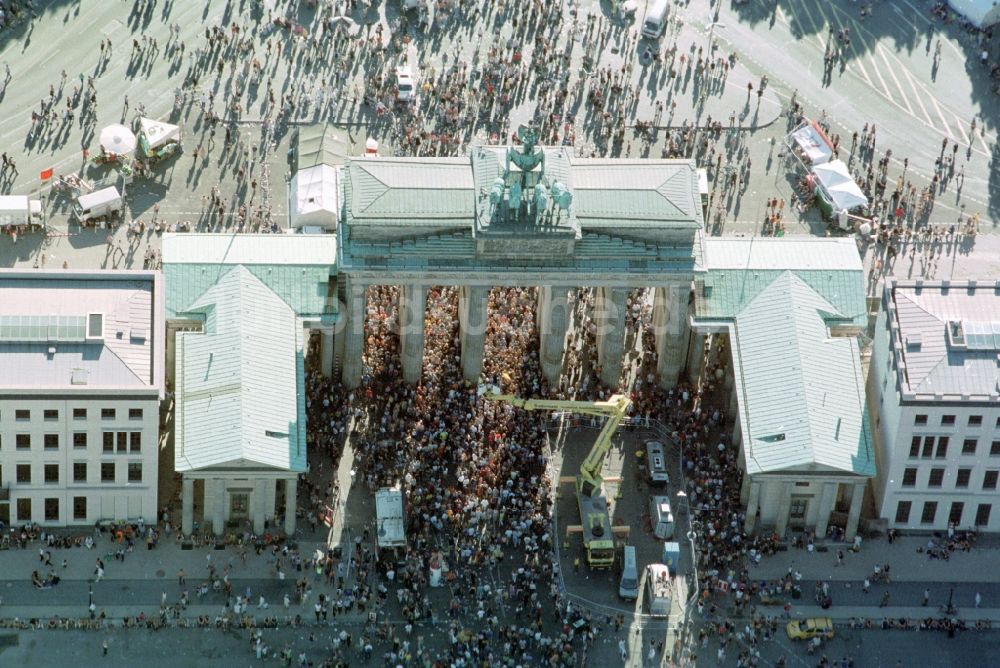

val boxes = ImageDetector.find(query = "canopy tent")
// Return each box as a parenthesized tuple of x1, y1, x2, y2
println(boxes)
(811, 160, 868, 213)
(99, 124, 137, 155)
(789, 121, 834, 165)
(297, 124, 356, 171)
(138, 117, 181, 151)
(946, 0, 1000, 28)
(289, 164, 339, 230)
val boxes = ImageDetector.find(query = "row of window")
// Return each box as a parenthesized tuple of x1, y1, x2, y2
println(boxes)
(913, 414, 996, 428)
(2, 408, 144, 422)
(895, 500, 991, 527)
(14, 497, 88, 522)
(0, 431, 142, 453)
(901, 466, 999, 490)
(6, 461, 142, 484)
(907, 436, 1000, 459)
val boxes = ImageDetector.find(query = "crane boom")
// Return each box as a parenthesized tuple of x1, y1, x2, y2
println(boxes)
(483, 391, 632, 496)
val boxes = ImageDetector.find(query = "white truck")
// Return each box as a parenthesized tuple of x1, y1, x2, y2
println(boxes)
(74, 186, 123, 224)
(0, 195, 43, 227)
(375, 485, 406, 551)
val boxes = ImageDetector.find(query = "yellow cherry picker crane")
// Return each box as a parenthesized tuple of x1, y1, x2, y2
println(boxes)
(481, 387, 632, 569)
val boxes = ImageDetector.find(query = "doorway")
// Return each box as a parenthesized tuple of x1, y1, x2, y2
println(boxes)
(229, 491, 250, 520)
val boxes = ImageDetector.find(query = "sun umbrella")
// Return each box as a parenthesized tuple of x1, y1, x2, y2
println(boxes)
(99, 124, 137, 155)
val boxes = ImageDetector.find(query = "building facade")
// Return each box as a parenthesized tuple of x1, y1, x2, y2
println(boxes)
(870, 279, 1000, 532)
(0, 270, 164, 527)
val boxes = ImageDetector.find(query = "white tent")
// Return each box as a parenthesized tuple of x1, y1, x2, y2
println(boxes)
(138, 117, 181, 150)
(812, 160, 868, 212)
(99, 124, 137, 155)
(947, 0, 1000, 28)
(790, 122, 833, 165)
(289, 164, 339, 230)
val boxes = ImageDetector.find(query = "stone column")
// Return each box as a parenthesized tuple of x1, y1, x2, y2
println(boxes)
(845, 481, 867, 541)
(814, 482, 839, 539)
(253, 479, 267, 535)
(653, 285, 688, 387)
(320, 329, 335, 378)
(744, 481, 762, 533)
(181, 477, 194, 536)
(774, 481, 793, 538)
(284, 478, 297, 535)
(459, 285, 490, 382)
(536, 286, 570, 385)
(594, 287, 628, 388)
(339, 281, 367, 389)
(687, 331, 707, 384)
(399, 283, 427, 384)
(212, 479, 225, 537)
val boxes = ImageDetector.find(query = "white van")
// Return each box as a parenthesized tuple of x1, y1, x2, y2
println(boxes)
(649, 496, 675, 540)
(75, 186, 123, 223)
(618, 545, 639, 600)
(645, 441, 669, 487)
(641, 0, 670, 39)
(0, 195, 42, 227)
(645, 563, 673, 618)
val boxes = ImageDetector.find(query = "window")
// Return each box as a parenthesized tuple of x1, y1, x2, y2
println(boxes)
(969, 415, 983, 427)
(909, 436, 921, 458)
(129, 432, 141, 453)
(43, 434, 58, 450)
(992, 441, 1000, 456)
(44, 464, 58, 484)
(949, 502, 965, 525)
(15, 409, 29, 421)
(914, 414, 928, 426)
(128, 408, 143, 420)
(921, 501, 938, 524)
(102, 432, 113, 453)
(100, 462, 115, 483)
(44, 498, 58, 522)
(935, 437, 949, 459)
(928, 468, 945, 487)
(964, 439, 979, 455)
(789, 497, 808, 519)
(16, 498, 31, 522)
(922, 436, 935, 458)
(984, 470, 999, 491)
(117, 432, 127, 453)
(73, 432, 87, 449)
(895, 501, 912, 524)
(957, 468, 972, 488)
(127, 462, 142, 483)
(15, 434, 30, 450)
(941, 415, 956, 426)
(73, 496, 87, 521)
(101, 408, 115, 420)
(16, 464, 30, 483)
(902, 468, 917, 487)
(976, 504, 992, 527)
(43, 409, 58, 421)
(73, 408, 87, 420)
(73, 462, 87, 483)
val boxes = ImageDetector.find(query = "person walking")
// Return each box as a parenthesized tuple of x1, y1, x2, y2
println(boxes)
(178, 569, 185, 586)
(975, 592, 982, 608)
(880, 591, 890, 608)
(923, 589, 930, 606)
(102, 640, 108, 656)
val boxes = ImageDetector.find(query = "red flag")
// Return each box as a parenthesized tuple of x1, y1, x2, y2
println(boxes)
(39, 168, 53, 180)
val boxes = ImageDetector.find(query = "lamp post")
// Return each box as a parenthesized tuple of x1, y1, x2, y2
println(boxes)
(706, 21, 726, 55)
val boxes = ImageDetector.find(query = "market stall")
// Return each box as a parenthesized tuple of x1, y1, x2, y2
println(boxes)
(787, 120, 834, 166)
(138, 117, 182, 161)
(810, 159, 868, 227)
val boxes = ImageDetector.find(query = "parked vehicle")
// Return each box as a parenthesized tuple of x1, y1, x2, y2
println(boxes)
(786, 617, 835, 640)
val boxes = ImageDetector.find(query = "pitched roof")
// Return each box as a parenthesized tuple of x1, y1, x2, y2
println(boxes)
(572, 159, 702, 228)
(346, 158, 474, 223)
(733, 272, 874, 477)
(174, 266, 306, 472)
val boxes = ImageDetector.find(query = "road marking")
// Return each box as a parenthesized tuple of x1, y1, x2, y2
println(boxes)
(927, 96, 954, 140)
(899, 67, 935, 129)
(951, 112, 969, 145)
(793, 0, 824, 35)
(867, 52, 897, 105)
(978, 129, 991, 154)
(850, 55, 874, 88)
(875, 44, 914, 115)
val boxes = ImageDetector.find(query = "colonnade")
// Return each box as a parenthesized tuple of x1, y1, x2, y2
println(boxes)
(327, 279, 692, 389)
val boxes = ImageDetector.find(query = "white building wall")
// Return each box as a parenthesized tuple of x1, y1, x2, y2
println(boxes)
(0, 395, 159, 527)
(870, 305, 1000, 532)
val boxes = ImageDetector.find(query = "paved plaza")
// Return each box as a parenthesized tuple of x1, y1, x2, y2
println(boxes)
(0, 1, 999, 667)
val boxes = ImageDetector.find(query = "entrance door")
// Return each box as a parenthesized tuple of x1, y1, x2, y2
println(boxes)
(789, 496, 810, 528)
(230, 492, 249, 520)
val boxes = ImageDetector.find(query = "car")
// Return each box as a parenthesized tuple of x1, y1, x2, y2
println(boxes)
(785, 617, 835, 640)
(395, 66, 416, 103)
